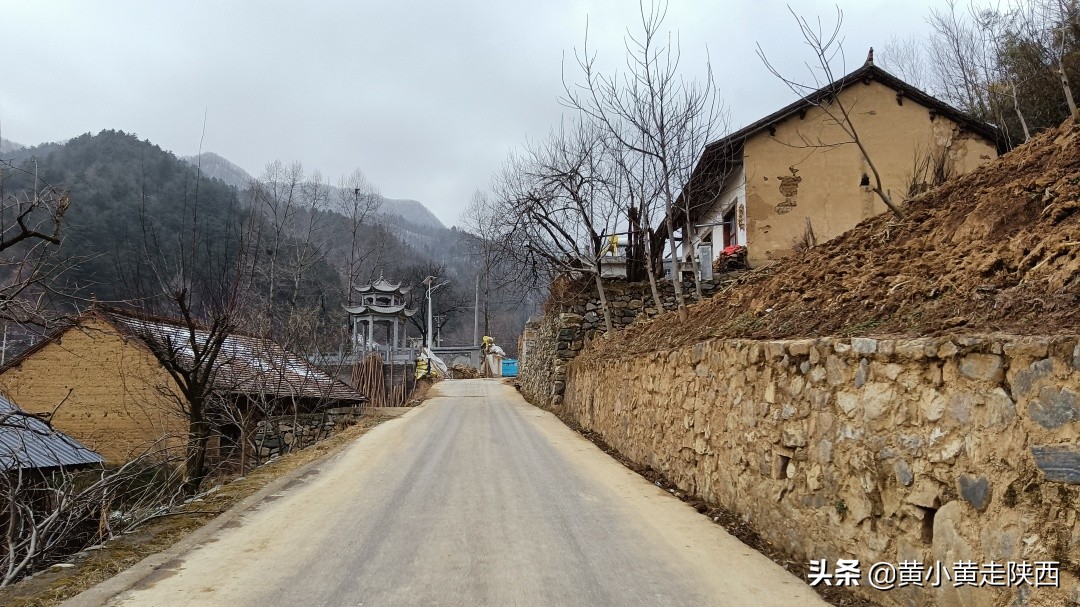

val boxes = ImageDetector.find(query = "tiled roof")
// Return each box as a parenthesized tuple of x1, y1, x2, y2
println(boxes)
(102, 309, 367, 404)
(0, 395, 104, 471)
(354, 277, 411, 295)
(342, 303, 418, 317)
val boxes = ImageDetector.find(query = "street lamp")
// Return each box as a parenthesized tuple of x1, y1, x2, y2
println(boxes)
(422, 275, 449, 351)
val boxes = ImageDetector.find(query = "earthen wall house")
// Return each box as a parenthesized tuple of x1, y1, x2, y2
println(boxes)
(0, 316, 184, 463)
(678, 61, 1000, 267)
(0, 310, 366, 463)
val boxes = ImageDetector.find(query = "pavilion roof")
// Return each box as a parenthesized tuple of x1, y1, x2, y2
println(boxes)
(354, 277, 411, 295)
(343, 303, 418, 317)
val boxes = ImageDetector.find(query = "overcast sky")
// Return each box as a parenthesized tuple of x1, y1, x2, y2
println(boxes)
(1, 1, 949, 227)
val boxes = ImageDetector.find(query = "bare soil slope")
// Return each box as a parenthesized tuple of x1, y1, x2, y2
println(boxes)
(600, 120, 1080, 357)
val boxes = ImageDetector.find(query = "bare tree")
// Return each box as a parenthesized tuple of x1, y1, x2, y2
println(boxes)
(880, 34, 930, 90)
(117, 160, 261, 494)
(928, 0, 996, 120)
(460, 190, 535, 340)
(249, 161, 304, 331)
(493, 118, 623, 332)
(758, 7, 906, 219)
(0, 418, 185, 586)
(336, 169, 382, 304)
(563, 0, 726, 312)
(0, 159, 71, 328)
(1012, 0, 1080, 117)
(924, 0, 1077, 147)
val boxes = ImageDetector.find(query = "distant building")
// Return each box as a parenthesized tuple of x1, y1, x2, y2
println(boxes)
(0, 308, 365, 463)
(669, 56, 1001, 268)
(344, 277, 418, 363)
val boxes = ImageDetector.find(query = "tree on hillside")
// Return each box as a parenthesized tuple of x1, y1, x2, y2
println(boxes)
(249, 161, 303, 333)
(1011, 0, 1080, 118)
(336, 169, 383, 305)
(460, 190, 541, 341)
(117, 158, 261, 494)
(399, 261, 472, 347)
(922, 0, 1080, 149)
(0, 159, 70, 330)
(562, 0, 727, 311)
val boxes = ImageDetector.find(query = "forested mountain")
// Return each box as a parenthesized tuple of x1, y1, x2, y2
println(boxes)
(0, 138, 23, 154)
(182, 151, 253, 190)
(0, 130, 533, 353)
(181, 153, 447, 231)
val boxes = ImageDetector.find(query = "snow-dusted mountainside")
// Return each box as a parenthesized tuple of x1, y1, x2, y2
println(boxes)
(378, 197, 444, 230)
(181, 152, 445, 230)
(182, 152, 254, 190)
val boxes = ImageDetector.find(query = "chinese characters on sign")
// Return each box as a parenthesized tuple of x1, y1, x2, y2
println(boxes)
(807, 559, 1059, 590)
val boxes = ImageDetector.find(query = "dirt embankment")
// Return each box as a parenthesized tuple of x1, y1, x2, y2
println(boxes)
(597, 120, 1080, 358)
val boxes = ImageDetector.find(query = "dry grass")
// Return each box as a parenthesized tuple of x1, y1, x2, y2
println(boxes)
(0, 416, 389, 607)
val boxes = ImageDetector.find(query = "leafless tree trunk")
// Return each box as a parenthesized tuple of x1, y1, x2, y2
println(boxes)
(251, 161, 304, 332)
(119, 154, 262, 494)
(488, 119, 621, 332)
(0, 425, 185, 586)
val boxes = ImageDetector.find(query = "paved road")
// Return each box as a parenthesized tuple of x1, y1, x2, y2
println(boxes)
(86, 379, 825, 606)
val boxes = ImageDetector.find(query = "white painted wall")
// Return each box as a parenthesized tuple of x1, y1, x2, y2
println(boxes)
(694, 163, 746, 248)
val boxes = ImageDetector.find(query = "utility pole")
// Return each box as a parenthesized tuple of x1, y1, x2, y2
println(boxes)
(422, 275, 449, 351)
(473, 275, 480, 346)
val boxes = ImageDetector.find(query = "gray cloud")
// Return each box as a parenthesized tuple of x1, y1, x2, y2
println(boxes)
(0, 0, 947, 226)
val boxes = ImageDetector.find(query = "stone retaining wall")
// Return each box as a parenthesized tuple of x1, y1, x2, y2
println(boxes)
(253, 407, 365, 460)
(562, 334, 1080, 606)
(518, 313, 568, 407)
(555, 278, 725, 339)
(521, 278, 728, 408)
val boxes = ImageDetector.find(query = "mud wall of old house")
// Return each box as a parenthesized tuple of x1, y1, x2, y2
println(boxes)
(562, 334, 1080, 606)
(742, 79, 998, 266)
(0, 318, 185, 463)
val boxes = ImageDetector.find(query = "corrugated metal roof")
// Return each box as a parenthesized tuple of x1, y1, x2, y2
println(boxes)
(0, 395, 105, 471)
(103, 310, 367, 404)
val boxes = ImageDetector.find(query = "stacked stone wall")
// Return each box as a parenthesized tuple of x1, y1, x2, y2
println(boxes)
(562, 333, 1080, 606)
(556, 278, 723, 339)
(520, 278, 727, 407)
(253, 407, 365, 460)
(518, 313, 565, 407)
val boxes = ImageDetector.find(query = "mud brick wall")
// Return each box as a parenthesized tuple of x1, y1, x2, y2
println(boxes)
(0, 317, 185, 463)
(563, 334, 1080, 607)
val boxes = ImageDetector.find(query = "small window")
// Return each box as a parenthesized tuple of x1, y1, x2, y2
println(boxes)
(860, 173, 870, 187)
(722, 206, 738, 247)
